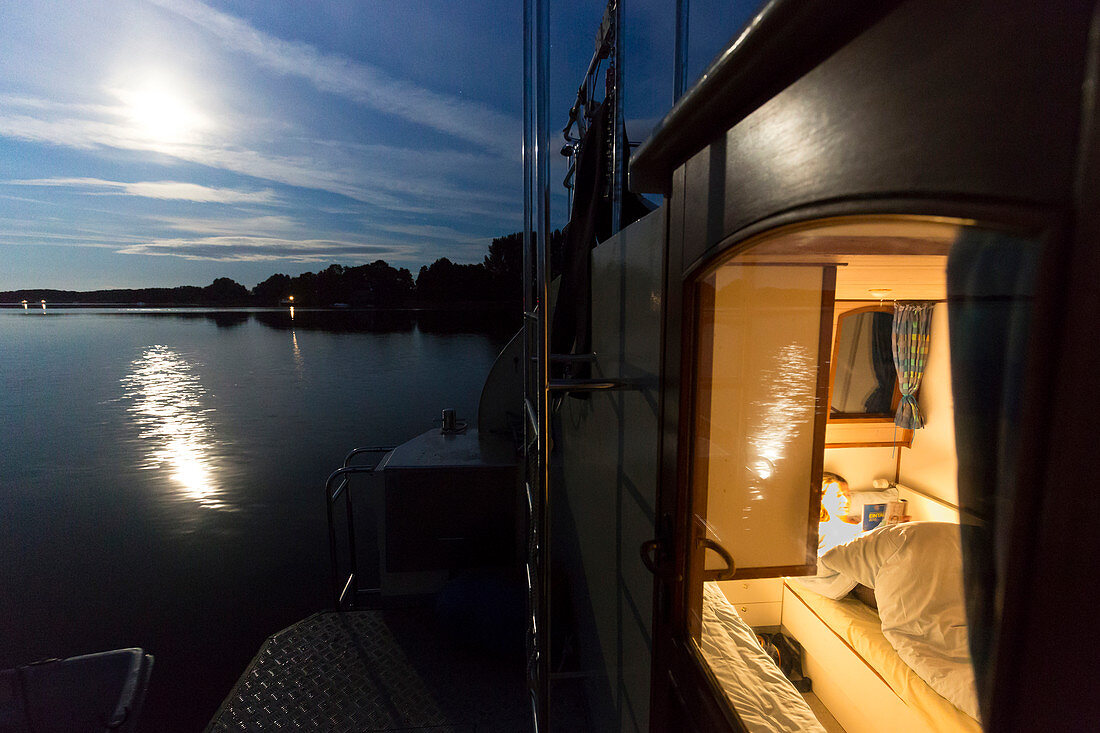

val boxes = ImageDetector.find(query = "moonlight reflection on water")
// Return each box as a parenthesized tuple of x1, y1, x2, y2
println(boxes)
(121, 345, 225, 509)
(0, 308, 507, 731)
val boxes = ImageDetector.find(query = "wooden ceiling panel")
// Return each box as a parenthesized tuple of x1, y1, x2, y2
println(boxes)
(834, 255, 947, 300)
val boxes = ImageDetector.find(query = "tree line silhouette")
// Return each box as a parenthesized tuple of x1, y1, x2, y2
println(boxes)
(1, 231, 562, 309)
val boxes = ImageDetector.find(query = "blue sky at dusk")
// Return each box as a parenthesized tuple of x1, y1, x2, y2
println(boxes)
(1, 0, 754, 291)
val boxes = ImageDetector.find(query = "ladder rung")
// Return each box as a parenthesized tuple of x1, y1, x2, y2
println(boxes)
(548, 378, 620, 391)
(549, 353, 597, 362)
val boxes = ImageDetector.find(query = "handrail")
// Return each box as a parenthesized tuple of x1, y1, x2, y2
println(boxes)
(324, 446, 394, 611)
(885, 481, 961, 514)
(342, 445, 393, 467)
(629, 0, 902, 193)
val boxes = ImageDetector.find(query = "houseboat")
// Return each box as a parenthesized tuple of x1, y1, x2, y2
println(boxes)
(208, 0, 1100, 731)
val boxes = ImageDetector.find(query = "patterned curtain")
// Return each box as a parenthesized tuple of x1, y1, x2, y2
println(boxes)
(892, 302, 935, 429)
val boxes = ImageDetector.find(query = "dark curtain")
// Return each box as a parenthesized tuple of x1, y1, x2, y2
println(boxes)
(864, 311, 896, 414)
(550, 100, 654, 374)
(947, 228, 1038, 720)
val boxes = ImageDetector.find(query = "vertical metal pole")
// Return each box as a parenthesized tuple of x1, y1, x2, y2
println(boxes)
(523, 0, 551, 728)
(344, 480, 358, 609)
(535, 0, 552, 728)
(610, 0, 624, 234)
(327, 485, 340, 608)
(523, 1, 534, 311)
(674, 0, 690, 102)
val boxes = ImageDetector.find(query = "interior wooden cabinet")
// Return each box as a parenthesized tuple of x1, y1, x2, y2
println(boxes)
(686, 217, 954, 594)
(689, 261, 832, 584)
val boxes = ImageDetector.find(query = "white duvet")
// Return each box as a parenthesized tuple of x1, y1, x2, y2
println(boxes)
(701, 582, 825, 732)
(793, 521, 980, 720)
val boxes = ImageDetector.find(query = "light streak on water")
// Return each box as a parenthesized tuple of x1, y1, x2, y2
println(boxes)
(121, 345, 225, 509)
(291, 330, 304, 376)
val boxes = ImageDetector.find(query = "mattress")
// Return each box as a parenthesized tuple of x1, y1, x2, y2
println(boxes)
(701, 582, 824, 732)
(784, 580, 980, 733)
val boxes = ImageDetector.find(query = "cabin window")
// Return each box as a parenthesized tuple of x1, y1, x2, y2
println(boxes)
(824, 302, 913, 448)
(829, 306, 898, 417)
(683, 215, 1039, 729)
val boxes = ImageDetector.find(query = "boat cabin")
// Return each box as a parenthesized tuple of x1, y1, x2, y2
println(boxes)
(522, 0, 1100, 731)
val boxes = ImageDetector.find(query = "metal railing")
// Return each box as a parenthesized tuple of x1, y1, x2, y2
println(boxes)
(561, 0, 621, 224)
(523, 0, 552, 726)
(324, 445, 394, 610)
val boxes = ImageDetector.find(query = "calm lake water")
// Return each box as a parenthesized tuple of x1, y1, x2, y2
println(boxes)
(0, 307, 512, 731)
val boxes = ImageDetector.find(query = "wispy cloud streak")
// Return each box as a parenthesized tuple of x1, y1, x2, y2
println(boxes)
(119, 235, 408, 262)
(149, 0, 520, 158)
(7, 177, 278, 204)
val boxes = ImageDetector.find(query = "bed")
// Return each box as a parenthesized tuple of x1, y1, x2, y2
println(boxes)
(700, 581, 825, 732)
(782, 514, 981, 733)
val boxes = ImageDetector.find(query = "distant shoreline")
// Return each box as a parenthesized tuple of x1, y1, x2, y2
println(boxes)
(0, 302, 515, 311)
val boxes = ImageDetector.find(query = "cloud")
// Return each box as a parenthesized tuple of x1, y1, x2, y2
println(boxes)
(155, 214, 299, 236)
(0, 99, 518, 219)
(0, 230, 129, 248)
(6, 177, 278, 204)
(118, 235, 410, 263)
(149, 0, 520, 158)
(0, 4, 527, 281)
(367, 221, 489, 245)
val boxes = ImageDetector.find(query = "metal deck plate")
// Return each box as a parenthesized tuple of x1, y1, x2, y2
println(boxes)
(207, 609, 530, 732)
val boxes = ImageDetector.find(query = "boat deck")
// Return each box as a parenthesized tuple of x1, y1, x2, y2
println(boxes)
(206, 607, 531, 732)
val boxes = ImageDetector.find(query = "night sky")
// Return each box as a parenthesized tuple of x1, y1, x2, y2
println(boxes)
(1, 0, 756, 291)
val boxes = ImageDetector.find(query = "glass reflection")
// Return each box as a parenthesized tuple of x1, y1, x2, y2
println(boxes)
(742, 343, 815, 519)
(748, 343, 815, 473)
(122, 345, 225, 508)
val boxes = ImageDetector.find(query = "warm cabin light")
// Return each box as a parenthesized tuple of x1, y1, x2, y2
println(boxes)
(869, 288, 892, 300)
(288, 295, 294, 302)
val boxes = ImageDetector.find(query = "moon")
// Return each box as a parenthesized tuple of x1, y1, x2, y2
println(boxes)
(117, 81, 207, 146)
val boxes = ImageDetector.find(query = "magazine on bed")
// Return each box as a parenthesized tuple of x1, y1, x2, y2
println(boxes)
(863, 499, 908, 530)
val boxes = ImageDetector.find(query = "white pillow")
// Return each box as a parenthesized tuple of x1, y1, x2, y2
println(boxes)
(819, 521, 979, 720)
(788, 538, 863, 599)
